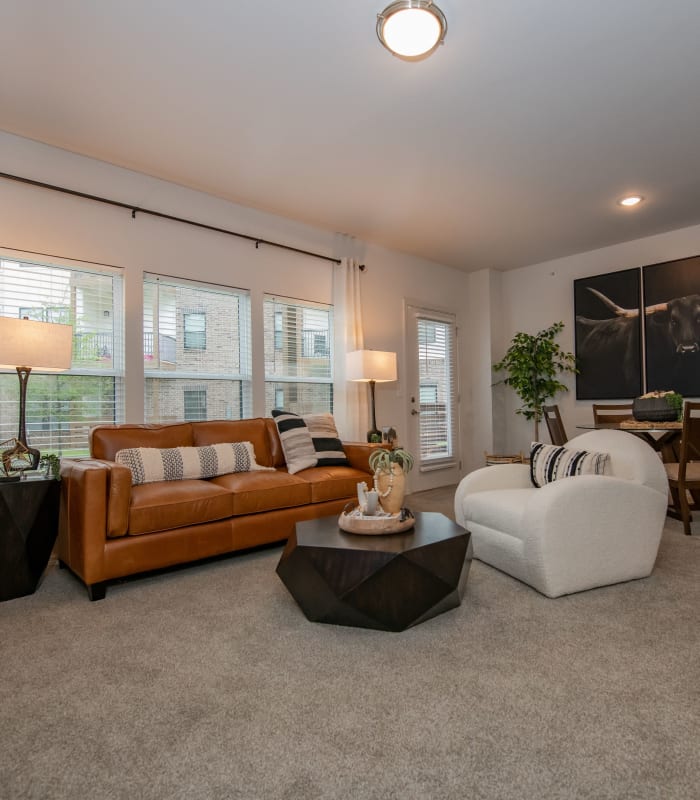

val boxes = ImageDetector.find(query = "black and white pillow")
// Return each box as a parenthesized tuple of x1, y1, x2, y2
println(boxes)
(271, 410, 349, 473)
(271, 410, 318, 474)
(529, 442, 609, 488)
(303, 412, 349, 467)
(115, 442, 272, 486)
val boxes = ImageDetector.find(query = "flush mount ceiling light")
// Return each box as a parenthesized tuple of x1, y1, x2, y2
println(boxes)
(618, 195, 644, 207)
(377, 1, 448, 60)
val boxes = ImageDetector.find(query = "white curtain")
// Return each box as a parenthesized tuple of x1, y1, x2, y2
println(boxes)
(333, 257, 367, 440)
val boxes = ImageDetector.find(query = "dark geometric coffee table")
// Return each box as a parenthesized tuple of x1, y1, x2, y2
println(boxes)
(276, 511, 472, 632)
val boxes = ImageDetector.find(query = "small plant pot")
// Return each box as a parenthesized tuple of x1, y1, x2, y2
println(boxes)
(376, 464, 406, 515)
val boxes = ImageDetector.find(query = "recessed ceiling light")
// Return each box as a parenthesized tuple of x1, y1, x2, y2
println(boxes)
(376, 1, 448, 60)
(618, 195, 644, 207)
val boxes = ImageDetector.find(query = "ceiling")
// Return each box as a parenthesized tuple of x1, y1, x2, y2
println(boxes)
(3, 1, 700, 272)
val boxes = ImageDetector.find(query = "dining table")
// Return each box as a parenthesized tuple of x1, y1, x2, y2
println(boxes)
(576, 420, 682, 463)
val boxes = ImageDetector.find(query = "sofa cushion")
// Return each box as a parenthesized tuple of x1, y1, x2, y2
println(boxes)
(530, 442, 610, 488)
(192, 418, 273, 467)
(128, 480, 234, 535)
(115, 442, 272, 485)
(210, 470, 311, 515)
(296, 465, 371, 504)
(91, 422, 194, 461)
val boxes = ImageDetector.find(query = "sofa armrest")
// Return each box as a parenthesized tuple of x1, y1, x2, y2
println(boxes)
(57, 458, 133, 585)
(342, 442, 376, 474)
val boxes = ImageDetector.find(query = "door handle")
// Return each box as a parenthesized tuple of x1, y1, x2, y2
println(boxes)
(411, 409, 421, 415)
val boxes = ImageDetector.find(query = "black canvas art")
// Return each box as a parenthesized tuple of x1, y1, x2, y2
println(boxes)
(574, 268, 642, 399)
(643, 255, 700, 396)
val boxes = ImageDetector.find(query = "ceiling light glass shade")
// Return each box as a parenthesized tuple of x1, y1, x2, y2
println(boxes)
(377, 1, 447, 60)
(618, 195, 644, 207)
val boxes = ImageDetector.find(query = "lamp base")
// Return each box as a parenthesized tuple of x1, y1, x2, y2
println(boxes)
(1, 437, 39, 479)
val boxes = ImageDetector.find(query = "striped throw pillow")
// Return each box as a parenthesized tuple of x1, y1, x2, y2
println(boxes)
(271, 410, 318, 474)
(303, 412, 349, 467)
(115, 442, 272, 486)
(271, 410, 349, 474)
(529, 442, 609, 488)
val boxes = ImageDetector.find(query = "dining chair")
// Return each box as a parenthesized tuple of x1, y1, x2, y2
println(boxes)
(592, 402, 634, 425)
(664, 401, 700, 535)
(542, 405, 568, 445)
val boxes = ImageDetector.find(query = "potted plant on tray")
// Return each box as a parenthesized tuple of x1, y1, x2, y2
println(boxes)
(368, 447, 414, 515)
(493, 321, 577, 441)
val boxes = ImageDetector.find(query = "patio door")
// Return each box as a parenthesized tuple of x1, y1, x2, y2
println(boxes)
(405, 304, 461, 492)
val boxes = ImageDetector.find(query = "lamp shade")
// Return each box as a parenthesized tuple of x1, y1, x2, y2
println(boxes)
(346, 350, 398, 382)
(0, 317, 73, 371)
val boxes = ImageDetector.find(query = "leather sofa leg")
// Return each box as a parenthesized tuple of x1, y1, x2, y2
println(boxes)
(87, 582, 107, 601)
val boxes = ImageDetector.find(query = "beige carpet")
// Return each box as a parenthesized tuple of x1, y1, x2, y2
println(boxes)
(0, 488, 698, 799)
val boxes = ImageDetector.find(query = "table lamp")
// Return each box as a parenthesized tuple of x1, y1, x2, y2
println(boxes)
(0, 316, 73, 472)
(346, 349, 398, 442)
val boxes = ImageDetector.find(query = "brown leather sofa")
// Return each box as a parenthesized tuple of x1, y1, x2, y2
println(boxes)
(57, 418, 375, 600)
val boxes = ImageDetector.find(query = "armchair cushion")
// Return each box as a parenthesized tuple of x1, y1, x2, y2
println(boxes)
(529, 441, 609, 487)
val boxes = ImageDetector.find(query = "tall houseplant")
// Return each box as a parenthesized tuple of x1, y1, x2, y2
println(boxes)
(493, 321, 577, 441)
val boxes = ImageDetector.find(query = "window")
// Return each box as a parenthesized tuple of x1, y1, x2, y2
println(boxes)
(274, 311, 283, 350)
(19, 305, 71, 324)
(183, 312, 206, 350)
(416, 314, 458, 464)
(183, 388, 207, 421)
(144, 274, 251, 423)
(419, 384, 438, 404)
(264, 295, 333, 415)
(0, 255, 124, 456)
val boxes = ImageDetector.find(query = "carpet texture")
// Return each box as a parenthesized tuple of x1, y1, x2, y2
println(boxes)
(1, 487, 698, 800)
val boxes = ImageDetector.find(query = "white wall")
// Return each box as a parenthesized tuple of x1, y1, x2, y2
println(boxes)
(495, 223, 700, 454)
(9, 132, 697, 480)
(0, 132, 471, 487)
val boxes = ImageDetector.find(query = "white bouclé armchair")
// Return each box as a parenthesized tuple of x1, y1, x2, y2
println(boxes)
(454, 430, 669, 598)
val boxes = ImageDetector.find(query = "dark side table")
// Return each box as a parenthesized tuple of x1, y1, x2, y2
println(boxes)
(0, 477, 60, 601)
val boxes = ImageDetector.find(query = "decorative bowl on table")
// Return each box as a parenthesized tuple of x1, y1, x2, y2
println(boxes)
(632, 392, 680, 422)
(338, 502, 415, 535)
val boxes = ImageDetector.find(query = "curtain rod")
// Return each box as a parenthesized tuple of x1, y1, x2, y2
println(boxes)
(0, 171, 365, 270)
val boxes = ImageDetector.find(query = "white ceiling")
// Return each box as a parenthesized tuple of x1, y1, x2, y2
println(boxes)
(3, 1, 700, 272)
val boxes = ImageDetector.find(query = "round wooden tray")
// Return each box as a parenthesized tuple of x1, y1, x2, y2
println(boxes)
(338, 508, 415, 535)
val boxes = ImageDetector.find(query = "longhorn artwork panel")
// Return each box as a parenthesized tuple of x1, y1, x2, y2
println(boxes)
(574, 268, 642, 400)
(643, 255, 700, 396)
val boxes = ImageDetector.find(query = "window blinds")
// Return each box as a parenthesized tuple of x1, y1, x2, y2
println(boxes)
(263, 294, 333, 415)
(0, 255, 124, 456)
(143, 273, 251, 422)
(416, 313, 458, 465)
